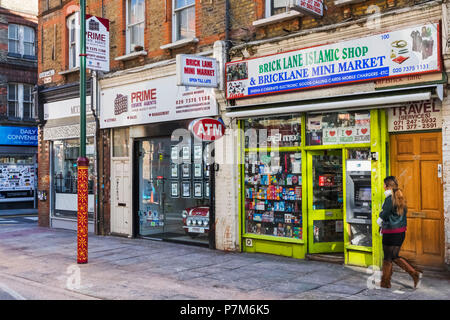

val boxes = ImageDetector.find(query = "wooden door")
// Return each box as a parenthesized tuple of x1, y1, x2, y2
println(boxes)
(390, 132, 444, 267)
(111, 160, 131, 236)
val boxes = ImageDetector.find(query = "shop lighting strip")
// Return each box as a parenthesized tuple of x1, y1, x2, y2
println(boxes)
(225, 91, 431, 119)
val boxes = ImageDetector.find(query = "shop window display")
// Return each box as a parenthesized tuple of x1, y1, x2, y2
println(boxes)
(306, 111, 370, 146)
(243, 116, 303, 240)
(243, 115, 301, 148)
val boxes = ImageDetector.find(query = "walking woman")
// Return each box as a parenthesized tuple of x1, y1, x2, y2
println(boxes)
(378, 176, 423, 289)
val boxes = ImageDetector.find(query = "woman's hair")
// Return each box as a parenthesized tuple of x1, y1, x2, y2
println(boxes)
(384, 176, 407, 215)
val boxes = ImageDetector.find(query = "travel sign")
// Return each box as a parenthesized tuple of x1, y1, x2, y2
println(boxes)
(226, 23, 440, 99)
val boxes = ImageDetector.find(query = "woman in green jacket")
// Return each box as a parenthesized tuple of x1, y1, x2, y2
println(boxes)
(378, 176, 423, 289)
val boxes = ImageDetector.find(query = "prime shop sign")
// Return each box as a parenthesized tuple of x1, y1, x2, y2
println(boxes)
(226, 23, 440, 99)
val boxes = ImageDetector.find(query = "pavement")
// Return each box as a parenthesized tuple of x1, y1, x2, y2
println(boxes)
(0, 215, 449, 300)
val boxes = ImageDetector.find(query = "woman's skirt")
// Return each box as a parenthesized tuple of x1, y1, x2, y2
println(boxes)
(382, 232, 405, 246)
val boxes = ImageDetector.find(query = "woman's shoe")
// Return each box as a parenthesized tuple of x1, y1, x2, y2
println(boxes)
(393, 257, 421, 288)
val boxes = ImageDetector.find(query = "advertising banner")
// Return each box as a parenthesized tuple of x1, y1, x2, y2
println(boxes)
(0, 126, 38, 146)
(100, 75, 218, 129)
(226, 23, 440, 99)
(388, 100, 442, 132)
(176, 54, 218, 88)
(86, 15, 110, 72)
(44, 97, 92, 120)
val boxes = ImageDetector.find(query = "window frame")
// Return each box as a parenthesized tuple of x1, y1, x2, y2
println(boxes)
(265, 0, 289, 17)
(8, 24, 36, 58)
(172, 0, 196, 42)
(67, 12, 80, 69)
(126, 0, 146, 54)
(7, 83, 35, 120)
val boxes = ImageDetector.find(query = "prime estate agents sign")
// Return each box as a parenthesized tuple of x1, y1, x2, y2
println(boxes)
(86, 15, 110, 72)
(177, 54, 218, 88)
(226, 23, 440, 99)
(100, 75, 218, 129)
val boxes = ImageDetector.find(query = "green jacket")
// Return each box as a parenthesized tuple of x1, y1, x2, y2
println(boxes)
(380, 195, 407, 233)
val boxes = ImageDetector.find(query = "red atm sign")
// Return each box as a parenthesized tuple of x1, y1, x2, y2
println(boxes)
(189, 118, 225, 141)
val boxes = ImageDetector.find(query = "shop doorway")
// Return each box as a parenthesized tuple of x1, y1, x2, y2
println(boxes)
(111, 159, 132, 236)
(390, 131, 445, 268)
(307, 150, 344, 254)
(136, 137, 211, 246)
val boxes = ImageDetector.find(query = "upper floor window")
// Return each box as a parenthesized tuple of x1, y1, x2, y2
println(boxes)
(126, 0, 145, 53)
(173, 0, 195, 41)
(266, 0, 288, 17)
(8, 24, 36, 58)
(7, 83, 35, 120)
(67, 12, 80, 69)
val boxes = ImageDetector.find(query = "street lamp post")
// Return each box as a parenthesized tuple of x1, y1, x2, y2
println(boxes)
(77, 0, 89, 264)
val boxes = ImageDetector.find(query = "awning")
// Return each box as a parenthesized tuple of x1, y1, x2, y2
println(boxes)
(225, 85, 442, 119)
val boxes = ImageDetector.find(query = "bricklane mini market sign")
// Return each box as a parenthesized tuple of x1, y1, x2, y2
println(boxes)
(177, 54, 218, 88)
(226, 23, 440, 99)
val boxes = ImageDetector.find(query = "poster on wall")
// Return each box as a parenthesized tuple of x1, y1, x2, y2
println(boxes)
(226, 23, 441, 99)
(388, 100, 442, 132)
(0, 165, 35, 197)
(100, 75, 218, 129)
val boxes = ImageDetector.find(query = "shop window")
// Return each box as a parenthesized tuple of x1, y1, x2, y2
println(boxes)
(113, 127, 129, 157)
(173, 0, 195, 41)
(243, 115, 301, 149)
(243, 115, 303, 240)
(306, 111, 370, 146)
(0, 156, 33, 164)
(8, 24, 36, 58)
(7, 83, 35, 120)
(52, 138, 95, 220)
(67, 12, 80, 69)
(126, 0, 145, 53)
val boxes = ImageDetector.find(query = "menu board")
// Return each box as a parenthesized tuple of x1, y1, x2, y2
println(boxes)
(0, 165, 35, 193)
(388, 100, 442, 132)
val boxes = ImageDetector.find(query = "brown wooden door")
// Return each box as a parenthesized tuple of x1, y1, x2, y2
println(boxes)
(390, 131, 444, 268)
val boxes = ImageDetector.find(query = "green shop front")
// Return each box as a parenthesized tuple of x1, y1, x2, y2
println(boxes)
(225, 22, 443, 268)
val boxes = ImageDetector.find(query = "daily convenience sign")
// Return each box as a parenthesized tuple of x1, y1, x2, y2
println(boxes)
(226, 23, 440, 99)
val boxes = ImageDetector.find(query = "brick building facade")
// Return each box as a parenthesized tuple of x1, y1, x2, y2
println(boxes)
(36, 0, 450, 271)
(0, 1, 38, 211)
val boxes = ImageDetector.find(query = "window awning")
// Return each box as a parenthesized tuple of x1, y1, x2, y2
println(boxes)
(225, 85, 442, 119)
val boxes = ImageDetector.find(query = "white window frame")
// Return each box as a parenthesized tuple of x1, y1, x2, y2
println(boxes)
(7, 83, 34, 120)
(67, 12, 80, 69)
(265, 0, 289, 17)
(172, 0, 195, 42)
(126, 0, 146, 54)
(8, 24, 36, 57)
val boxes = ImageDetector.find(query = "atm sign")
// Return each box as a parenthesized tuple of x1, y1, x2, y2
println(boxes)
(190, 118, 225, 141)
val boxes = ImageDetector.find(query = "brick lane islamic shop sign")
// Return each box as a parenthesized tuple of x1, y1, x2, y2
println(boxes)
(86, 15, 110, 72)
(226, 23, 440, 99)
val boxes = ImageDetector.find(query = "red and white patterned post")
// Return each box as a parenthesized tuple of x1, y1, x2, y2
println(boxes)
(77, 156, 89, 264)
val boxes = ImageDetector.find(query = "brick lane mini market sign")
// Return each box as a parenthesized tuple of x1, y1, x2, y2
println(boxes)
(177, 54, 218, 88)
(226, 23, 440, 99)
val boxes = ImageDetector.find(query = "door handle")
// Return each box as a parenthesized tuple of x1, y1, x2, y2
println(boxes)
(118, 203, 126, 207)
(410, 212, 426, 218)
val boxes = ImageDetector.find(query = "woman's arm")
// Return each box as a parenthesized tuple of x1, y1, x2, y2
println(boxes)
(379, 196, 393, 220)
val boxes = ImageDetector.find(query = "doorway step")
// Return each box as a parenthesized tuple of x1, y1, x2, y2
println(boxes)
(306, 253, 345, 265)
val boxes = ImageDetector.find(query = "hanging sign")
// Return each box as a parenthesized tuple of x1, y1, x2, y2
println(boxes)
(226, 23, 440, 99)
(189, 118, 225, 141)
(388, 100, 442, 132)
(176, 54, 218, 88)
(86, 15, 110, 72)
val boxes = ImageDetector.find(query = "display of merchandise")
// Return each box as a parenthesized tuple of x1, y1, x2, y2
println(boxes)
(245, 151, 303, 240)
(0, 164, 35, 192)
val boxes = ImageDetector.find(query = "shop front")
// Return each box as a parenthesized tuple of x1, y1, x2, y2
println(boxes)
(225, 22, 446, 268)
(39, 83, 96, 232)
(100, 70, 219, 247)
(0, 126, 38, 210)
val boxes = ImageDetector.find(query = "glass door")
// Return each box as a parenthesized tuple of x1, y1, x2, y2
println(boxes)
(307, 150, 344, 253)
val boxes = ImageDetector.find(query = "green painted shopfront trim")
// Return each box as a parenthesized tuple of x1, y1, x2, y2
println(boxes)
(239, 110, 388, 269)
